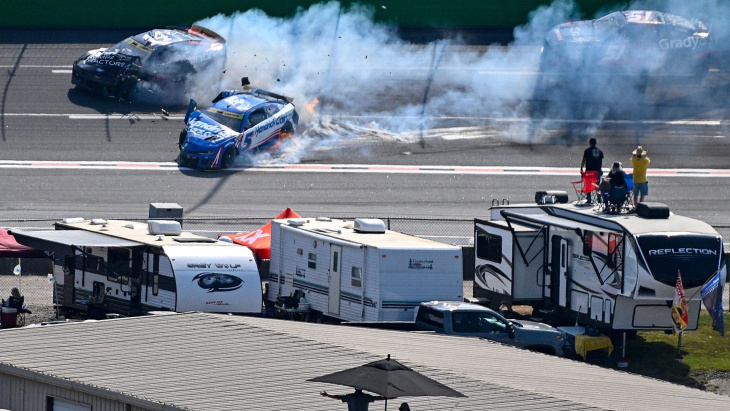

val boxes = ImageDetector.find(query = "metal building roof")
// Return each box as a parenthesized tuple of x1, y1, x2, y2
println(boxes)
(0, 312, 727, 410)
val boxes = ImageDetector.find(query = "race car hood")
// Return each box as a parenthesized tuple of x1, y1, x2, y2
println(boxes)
(74, 48, 141, 75)
(184, 111, 238, 147)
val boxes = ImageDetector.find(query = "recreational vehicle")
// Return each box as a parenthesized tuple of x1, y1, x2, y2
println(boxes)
(268, 217, 463, 322)
(11, 218, 262, 318)
(474, 201, 726, 333)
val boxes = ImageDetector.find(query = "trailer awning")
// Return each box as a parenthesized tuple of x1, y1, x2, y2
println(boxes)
(9, 230, 143, 255)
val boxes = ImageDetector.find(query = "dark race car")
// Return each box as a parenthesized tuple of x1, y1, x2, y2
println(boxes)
(540, 10, 712, 82)
(177, 78, 299, 170)
(72, 25, 226, 100)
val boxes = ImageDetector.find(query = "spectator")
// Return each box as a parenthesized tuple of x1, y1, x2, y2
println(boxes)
(608, 162, 626, 188)
(595, 177, 612, 211)
(630, 146, 650, 207)
(321, 389, 388, 411)
(580, 137, 604, 204)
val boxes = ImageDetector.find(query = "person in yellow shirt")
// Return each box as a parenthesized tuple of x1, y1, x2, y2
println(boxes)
(630, 146, 650, 207)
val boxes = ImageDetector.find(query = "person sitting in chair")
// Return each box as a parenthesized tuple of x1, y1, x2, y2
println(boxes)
(607, 162, 626, 188)
(594, 177, 612, 211)
(3, 287, 31, 314)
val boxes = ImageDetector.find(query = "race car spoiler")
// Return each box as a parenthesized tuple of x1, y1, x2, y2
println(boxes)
(190, 24, 227, 43)
(211, 77, 294, 104)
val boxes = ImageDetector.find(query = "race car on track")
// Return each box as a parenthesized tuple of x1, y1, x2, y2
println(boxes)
(540, 10, 712, 82)
(71, 25, 226, 99)
(177, 78, 299, 170)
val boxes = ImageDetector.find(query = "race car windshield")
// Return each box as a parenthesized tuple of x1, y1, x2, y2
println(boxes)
(204, 108, 243, 132)
(594, 11, 626, 35)
(108, 37, 152, 60)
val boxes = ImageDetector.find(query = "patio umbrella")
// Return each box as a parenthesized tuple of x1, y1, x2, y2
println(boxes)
(308, 354, 465, 410)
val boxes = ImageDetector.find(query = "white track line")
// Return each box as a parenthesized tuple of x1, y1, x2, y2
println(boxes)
(0, 161, 727, 177)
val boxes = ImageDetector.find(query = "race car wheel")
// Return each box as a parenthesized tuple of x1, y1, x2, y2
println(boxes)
(221, 147, 236, 169)
(178, 129, 187, 149)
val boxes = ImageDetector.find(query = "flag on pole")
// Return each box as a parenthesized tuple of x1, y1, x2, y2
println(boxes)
(700, 271, 725, 336)
(671, 271, 689, 333)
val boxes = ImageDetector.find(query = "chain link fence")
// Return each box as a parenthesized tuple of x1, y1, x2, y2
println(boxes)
(1, 217, 728, 322)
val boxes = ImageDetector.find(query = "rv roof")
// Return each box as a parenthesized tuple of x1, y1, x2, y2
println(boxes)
(54, 219, 232, 247)
(492, 204, 719, 236)
(275, 218, 460, 249)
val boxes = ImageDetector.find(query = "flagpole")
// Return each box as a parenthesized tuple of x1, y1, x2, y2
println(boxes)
(675, 332, 683, 362)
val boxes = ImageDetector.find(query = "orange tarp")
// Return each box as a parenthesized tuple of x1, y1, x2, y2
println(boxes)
(219, 208, 301, 259)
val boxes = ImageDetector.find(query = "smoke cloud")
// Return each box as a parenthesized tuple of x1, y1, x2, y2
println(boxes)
(171, 1, 726, 163)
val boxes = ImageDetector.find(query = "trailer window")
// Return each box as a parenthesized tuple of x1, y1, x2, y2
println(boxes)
(415, 307, 445, 331)
(107, 247, 131, 284)
(476, 231, 502, 263)
(351, 266, 362, 287)
(308, 252, 317, 269)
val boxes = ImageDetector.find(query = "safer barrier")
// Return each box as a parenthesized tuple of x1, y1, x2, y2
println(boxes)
(4, 0, 625, 29)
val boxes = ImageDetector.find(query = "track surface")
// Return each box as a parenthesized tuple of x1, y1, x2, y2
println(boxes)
(1, 30, 729, 225)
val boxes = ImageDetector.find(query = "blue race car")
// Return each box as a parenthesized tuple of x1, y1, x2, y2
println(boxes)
(177, 78, 299, 170)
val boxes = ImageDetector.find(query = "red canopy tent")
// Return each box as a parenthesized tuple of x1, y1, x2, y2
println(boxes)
(219, 208, 301, 260)
(0, 228, 47, 259)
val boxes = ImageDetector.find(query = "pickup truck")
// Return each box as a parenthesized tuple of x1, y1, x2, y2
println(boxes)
(415, 301, 567, 356)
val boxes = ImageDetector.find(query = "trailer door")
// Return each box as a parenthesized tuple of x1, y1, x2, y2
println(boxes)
(550, 236, 569, 307)
(328, 244, 342, 316)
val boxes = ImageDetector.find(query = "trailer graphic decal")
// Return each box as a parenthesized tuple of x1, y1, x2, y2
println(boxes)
(192, 272, 244, 292)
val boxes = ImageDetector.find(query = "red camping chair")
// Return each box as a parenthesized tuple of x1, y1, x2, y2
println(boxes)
(572, 171, 598, 204)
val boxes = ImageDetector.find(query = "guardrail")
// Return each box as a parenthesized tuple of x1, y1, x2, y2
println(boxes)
(3, 1, 625, 29)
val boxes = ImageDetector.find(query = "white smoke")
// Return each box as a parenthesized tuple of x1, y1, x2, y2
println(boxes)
(172, 0, 724, 163)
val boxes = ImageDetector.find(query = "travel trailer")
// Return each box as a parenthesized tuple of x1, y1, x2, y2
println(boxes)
(268, 217, 463, 322)
(11, 218, 262, 318)
(473, 201, 726, 332)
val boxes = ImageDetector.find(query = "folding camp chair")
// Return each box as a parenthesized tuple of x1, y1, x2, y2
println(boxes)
(623, 173, 634, 212)
(607, 185, 629, 214)
(571, 171, 598, 204)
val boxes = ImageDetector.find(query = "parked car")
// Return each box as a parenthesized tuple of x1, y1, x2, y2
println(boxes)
(415, 301, 567, 356)
(177, 77, 299, 170)
(72, 25, 226, 99)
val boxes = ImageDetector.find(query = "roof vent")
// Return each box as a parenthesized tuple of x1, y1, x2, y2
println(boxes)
(62, 217, 85, 224)
(353, 218, 386, 234)
(316, 217, 332, 222)
(90, 219, 107, 225)
(124, 222, 147, 230)
(288, 219, 306, 227)
(148, 220, 182, 236)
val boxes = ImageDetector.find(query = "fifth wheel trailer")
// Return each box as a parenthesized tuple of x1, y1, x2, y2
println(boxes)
(11, 218, 262, 318)
(268, 217, 463, 322)
(473, 202, 726, 332)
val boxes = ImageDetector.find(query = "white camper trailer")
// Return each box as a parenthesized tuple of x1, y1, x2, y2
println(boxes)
(473, 202, 726, 333)
(267, 217, 463, 322)
(11, 219, 262, 318)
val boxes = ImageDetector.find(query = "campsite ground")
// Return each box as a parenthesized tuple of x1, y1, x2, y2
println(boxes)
(9, 276, 730, 397)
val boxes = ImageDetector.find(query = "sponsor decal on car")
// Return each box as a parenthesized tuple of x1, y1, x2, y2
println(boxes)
(658, 37, 709, 50)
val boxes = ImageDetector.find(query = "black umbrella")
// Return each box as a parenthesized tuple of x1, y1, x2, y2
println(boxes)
(308, 354, 465, 410)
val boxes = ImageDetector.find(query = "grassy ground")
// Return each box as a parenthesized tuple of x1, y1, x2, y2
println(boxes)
(583, 312, 730, 394)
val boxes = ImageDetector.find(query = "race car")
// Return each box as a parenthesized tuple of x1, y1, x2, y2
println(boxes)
(540, 10, 712, 82)
(71, 25, 226, 99)
(177, 78, 299, 170)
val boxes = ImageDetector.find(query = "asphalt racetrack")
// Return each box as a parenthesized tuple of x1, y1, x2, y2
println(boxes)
(1, 29, 730, 225)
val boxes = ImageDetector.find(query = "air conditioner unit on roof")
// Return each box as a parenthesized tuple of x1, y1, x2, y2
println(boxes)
(148, 220, 182, 236)
(353, 218, 386, 233)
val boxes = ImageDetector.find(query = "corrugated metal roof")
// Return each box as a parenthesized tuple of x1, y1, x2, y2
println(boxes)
(0, 313, 727, 411)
